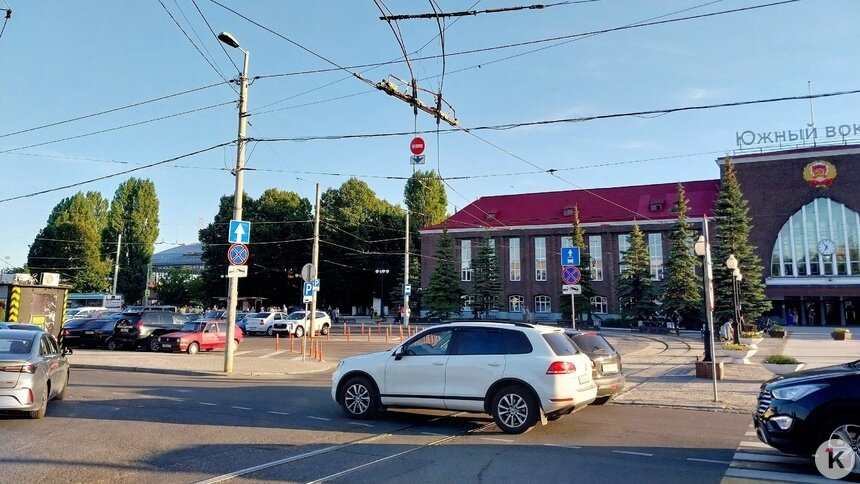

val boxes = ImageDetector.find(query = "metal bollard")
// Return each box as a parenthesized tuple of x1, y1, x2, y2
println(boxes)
(289, 332, 294, 352)
(368, 326, 372, 342)
(361, 323, 365, 336)
(385, 327, 389, 343)
(275, 333, 280, 351)
(346, 325, 351, 342)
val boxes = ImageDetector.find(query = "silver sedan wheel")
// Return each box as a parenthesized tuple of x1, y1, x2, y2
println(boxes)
(497, 393, 529, 429)
(344, 382, 371, 416)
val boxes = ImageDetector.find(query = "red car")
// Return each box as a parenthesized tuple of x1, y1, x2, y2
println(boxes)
(157, 321, 243, 354)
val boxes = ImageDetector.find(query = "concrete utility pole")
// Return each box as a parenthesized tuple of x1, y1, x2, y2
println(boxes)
(112, 232, 122, 295)
(403, 210, 410, 326)
(702, 216, 718, 402)
(309, 183, 321, 338)
(219, 32, 249, 375)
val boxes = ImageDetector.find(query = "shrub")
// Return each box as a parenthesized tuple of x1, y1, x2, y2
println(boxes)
(764, 354, 799, 364)
(832, 328, 850, 334)
(770, 324, 784, 331)
(723, 343, 750, 351)
(741, 331, 762, 338)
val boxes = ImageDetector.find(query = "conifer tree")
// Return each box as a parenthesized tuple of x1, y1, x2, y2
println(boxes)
(424, 230, 463, 317)
(471, 236, 501, 315)
(615, 224, 658, 321)
(661, 183, 703, 322)
(712, 159, 771, 323)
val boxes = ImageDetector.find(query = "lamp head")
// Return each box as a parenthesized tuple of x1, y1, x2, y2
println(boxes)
(217, 31, 241, 49)
(726, 254, 738, 270)
(734, 269, 743, 281)
(694, 235, 706, 257)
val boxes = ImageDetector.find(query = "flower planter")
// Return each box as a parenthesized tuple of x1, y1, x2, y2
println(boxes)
(763, 362, 806, 375)
(739, 336, 764, 348)
(832, 331, 852, 341)
(723, 348, 757, 364)
(768, 330, 786, 338)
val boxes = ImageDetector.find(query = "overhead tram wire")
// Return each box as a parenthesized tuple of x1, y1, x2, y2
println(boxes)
(158, 0, 233, 90)
(0, 101, 234, 154)
(255, 0, 795, 81)
(0, 82, 227, 139)
(379, 1, 600, 20)
(191, 0, 241, 74)
(0, 141, 234, 204)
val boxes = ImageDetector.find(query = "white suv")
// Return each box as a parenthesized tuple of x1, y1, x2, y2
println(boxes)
(331, 322, 597, 434)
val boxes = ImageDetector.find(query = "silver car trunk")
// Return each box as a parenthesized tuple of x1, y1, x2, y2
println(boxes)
(0, 359, 29, 388)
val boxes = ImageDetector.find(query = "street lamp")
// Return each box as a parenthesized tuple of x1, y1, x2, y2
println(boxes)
(693, 236, 712, 361)
(219, 31, 250, 374)
(375, 269, 389, 317)
(726, 254, 742, 344)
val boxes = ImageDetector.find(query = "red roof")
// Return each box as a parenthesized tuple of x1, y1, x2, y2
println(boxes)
(425, 179, 720, 230)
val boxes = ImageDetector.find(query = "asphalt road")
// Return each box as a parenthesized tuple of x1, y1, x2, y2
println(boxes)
(0, 361, 750, 484)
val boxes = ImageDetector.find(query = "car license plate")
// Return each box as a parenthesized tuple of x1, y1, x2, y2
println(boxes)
(85, 331, 94, 335)
(121, 328, 128, 332)
(603, 363, 619, 374)
(578, 375, 590, 384)
(162, 343, 172, 348)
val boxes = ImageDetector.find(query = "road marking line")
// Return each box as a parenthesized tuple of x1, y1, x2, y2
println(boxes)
(686, 458, 730, 465)
(233, 351, 254, 356)
(421, 432, 446, 436)
(732, 452, 811, 465)
(307, 416, 331, 421)
(481, 437, 514, 443)
(347, 422, 373, 427)
(268, 411, 289, 416)
(231, 406, 251, 410)
(110, 392, 127, 396)
(612, 450, 653, 457)
(259, 350, 288, 359)
(199, 402, 218, 406)
(543, 443, 582, 449)
(744, 431, 757, 436)
(738, 441, 771, 449)
(724, 468, 833, 483)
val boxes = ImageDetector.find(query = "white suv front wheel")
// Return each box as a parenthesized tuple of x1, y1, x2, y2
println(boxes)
(340, 376, 378, 420)
(492, 385, 537, 434)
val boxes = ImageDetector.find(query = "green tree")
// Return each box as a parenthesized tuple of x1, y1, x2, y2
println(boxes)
(403, 170, 448, 316)
(424, 230, 462, 317)
(660, 183, 703, 322)
(471, 236, 501, 315)
(615, 224, 658, 321)
(28, 191, 111, 292)
(157, 268, 200, 307)
(712, 159, 771, 322)
(558, 206, 596, 321)
(103, 178, 160, 304)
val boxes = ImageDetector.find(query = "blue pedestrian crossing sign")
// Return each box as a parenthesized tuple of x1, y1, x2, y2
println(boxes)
(561, 246, 580, 266)
(228, 220, 251, 244)
(404, 284, 411, 297)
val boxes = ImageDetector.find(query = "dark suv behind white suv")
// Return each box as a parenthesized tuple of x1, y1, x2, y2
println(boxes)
(109, 311, 189, 351)
(332, 322, 597, 434)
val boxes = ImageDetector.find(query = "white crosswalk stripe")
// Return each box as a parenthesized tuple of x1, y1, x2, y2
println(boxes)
(722, 425, 838, 483)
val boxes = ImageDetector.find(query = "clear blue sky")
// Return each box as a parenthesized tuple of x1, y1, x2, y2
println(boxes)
(2, 0, 858, 268)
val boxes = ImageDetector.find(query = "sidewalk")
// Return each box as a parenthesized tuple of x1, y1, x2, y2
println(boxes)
(610, 327, 859, 413)
(68, 349, 334, 377)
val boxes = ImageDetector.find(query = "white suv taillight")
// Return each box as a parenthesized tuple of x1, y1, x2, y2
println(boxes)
(546, 361, 576, 374)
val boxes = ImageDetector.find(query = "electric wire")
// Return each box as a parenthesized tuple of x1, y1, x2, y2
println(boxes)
(191, 0, 241, 74)
(158, 0, 231, 86)
(379, 0, 600, 20)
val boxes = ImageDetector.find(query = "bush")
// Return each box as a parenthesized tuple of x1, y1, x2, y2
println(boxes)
(764, 354, 799, 364)
(771, 324, 784, 331)
(741, 331, 763, 338)
(832, 328, 850, 334)
(723, 343, 750, 351)
(599, 318, 630, 329)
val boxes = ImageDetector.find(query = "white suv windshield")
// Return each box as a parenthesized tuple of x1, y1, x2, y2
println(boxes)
(287, 312, 307, 321)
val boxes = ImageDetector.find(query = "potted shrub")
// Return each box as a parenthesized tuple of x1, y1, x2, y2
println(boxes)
(763, 354, 806, 375)
(768, 324, 786, 338)
(722, 343, 757, 364)
(832, 328, 852, 340)
(739, 330, 764, 348)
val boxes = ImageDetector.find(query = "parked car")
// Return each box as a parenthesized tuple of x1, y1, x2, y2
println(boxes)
(276, 310, 331, 337)
(63, 306, 107, 321)
(0, 329, 71, 419)
(564, 330, 625, 405)
(244, 311, 289, 336)
(123, 305, 178, 313)
(62, 318, 117, 349)
(158, 320, 243, 355)
(754, 359, 860, 455)
(5, 324, 47, 332)
(109, 311, 189, 351)
(331, 322, 597, 434)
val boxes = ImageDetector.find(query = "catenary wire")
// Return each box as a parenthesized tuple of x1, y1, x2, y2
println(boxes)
(158, 0, 231, 86)
(191, 0, 241, 74)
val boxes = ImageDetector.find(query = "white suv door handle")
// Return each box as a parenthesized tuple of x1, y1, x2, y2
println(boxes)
(433, 361, 445, 366)
(488, 362, 501, 367)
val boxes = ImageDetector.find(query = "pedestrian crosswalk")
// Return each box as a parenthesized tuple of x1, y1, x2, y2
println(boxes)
(723, 425, 837, 483)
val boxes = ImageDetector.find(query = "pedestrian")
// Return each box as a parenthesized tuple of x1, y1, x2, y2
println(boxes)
(333, 307, 340, 324)
(523, 305, 532, 324)
(786, 309, 794, 326)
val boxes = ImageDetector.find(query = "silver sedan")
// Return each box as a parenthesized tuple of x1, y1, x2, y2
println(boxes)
(0, 329, 71, 419)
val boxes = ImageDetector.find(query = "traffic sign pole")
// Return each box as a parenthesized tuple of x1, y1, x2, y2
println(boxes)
(571, 293, 576, 330)
(309, 183, 321, 339)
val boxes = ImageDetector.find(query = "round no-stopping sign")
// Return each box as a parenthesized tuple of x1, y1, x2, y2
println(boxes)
(410, 137, 425, 155)
(228, 243, 249, 266)
(562, 265, 581, 285)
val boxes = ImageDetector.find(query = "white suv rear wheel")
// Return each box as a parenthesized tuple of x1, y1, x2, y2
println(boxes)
(492, 385, 537, 434)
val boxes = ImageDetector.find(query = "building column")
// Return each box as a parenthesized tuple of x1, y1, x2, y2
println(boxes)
(819, 298, 827, 326)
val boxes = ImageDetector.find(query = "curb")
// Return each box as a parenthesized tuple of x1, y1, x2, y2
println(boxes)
(610, 400, 751, 414)
(73, 363, 334, 378)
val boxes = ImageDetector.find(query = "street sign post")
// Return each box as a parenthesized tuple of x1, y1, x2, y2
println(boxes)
(227, 265, 248, 278)
(410, 154, 426, 165)
(312, 279, 320, 291)
(227, 243, 249, 266)
(410, 137, 425, 155)
(228, 220, 251, 244)
(562, 284, 582, 295)
(302, 282, 313, 303)
(560, 246, 580, 266)
(300, 263, 315, 282)
(404, 283, 411, 297)
(561, 265, 581, 285)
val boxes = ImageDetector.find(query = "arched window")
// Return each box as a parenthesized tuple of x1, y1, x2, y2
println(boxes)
(591, 296, 608, 314)
(771, 198, 860, 277)
(509, 295, 524, 313)
(534, 295, 551, 313)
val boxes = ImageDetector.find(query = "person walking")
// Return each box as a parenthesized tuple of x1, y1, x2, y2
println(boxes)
(786, 309, 795, 326)
(333, 307, 340, 325)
